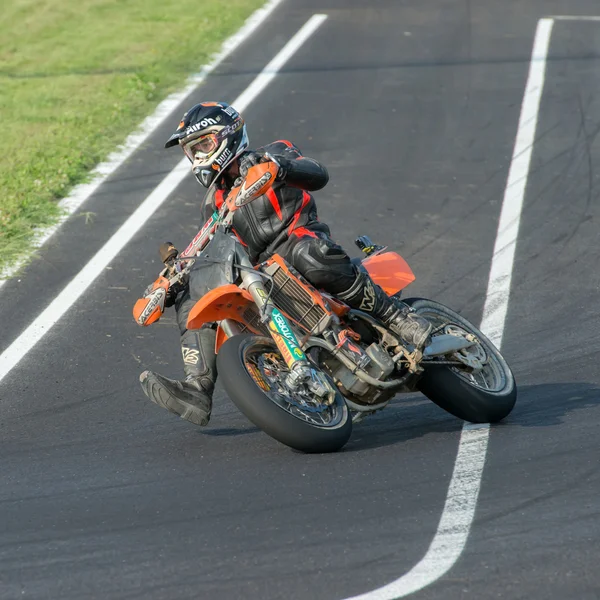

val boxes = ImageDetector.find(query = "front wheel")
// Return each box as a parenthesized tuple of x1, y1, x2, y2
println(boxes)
(217, 334, 352, 453)
(404, 298, 517, 423)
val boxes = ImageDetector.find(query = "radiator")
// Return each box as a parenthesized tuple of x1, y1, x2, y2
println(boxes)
(262, 260, 331, 334)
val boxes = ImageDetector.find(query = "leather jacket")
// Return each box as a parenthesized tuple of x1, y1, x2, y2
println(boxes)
(203, 140, 330, 262)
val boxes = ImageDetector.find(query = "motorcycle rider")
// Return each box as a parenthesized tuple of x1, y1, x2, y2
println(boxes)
(140, 102, 432, 426)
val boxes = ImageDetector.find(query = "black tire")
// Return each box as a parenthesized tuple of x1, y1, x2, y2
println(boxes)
(404, 298, 517, 423)
(217, 334, 352, 453)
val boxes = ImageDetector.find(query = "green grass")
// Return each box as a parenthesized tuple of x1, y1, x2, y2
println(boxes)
(0, 0, 265, 273)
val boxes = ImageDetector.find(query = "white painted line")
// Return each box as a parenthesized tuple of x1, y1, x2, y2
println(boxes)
(0, 0, 285, 289)
(342, 17, 554, 600)
(0, 14, 328, 386)
(481, 17, 553, 349)
(551, 15, 600, 21)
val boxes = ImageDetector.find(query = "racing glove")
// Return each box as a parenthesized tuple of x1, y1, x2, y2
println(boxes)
(238, 151, 265, 178)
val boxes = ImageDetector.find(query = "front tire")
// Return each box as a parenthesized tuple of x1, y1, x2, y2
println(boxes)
(217, 334, 352, 453)
(404, 298, 517, 423)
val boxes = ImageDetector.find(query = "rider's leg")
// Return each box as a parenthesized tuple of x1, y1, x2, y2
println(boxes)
(139, 289, 218, 426)
(282, 231, 432, 348)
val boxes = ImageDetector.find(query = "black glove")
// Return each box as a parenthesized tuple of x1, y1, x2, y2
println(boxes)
(274, 156, 291, 181)
(165, 282, 183, 308)
(159, 241, 178, 264)
(238, 151, 265, 179)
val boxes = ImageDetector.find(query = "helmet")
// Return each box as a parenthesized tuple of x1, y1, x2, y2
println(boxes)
(165, 102, 249, 188)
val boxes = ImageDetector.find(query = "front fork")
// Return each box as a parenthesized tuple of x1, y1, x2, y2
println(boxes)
(239, 260, 333, 400)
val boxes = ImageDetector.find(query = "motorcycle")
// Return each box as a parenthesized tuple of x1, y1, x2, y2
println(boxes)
(133, 157, 517, 453)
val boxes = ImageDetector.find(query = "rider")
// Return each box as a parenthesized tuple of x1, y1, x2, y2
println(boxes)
(139, 102, 432, 426)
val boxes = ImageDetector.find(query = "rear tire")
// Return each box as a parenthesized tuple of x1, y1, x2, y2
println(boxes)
(217, 334, 352, 453)
(404, 298, 517, 423)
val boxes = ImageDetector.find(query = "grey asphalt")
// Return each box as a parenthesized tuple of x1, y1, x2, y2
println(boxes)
(1, 1, 600, 599)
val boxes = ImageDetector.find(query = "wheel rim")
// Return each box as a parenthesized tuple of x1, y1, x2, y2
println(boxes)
(241, 340, 346, 428)
(416, 306, 508, 393)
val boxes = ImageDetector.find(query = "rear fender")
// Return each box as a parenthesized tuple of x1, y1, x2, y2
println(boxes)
(362, 252, 415, 296)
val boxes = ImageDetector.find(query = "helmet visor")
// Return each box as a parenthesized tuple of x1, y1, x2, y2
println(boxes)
(183, 133, 219, 162)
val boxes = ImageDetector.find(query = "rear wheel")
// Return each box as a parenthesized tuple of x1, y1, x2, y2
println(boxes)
(404, 298, 517, 423)
(217, 334, 352, 453)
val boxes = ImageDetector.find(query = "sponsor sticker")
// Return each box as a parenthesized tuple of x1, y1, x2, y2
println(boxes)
(235, 172, 273, 206)
(181, 212, 218, 257)
(268, 308, 306, 367)
(269, 330, 294, 366)
(245, 362, 270, 391)
(214, 147, 232, 167)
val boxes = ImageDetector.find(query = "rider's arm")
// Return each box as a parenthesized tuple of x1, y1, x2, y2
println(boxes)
(262, 140, 329, 192)
(279, 155, 329, 191)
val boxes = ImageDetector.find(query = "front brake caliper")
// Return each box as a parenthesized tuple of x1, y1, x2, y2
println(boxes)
(306, 369, 337, 405)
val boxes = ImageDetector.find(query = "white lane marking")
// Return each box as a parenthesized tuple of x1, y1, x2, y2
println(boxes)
(342, 17, 554, 600)
(0, 0, 285, 288)
(0, 14, 328, 386)
(481, 17, 553, 349)
(551, 15, 600, 20)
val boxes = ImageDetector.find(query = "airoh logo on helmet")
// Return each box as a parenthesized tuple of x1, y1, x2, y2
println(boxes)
(184, 118, 218, 135)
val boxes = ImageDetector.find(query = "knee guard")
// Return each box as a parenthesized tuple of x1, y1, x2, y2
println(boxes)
(288, 236, 357, 294)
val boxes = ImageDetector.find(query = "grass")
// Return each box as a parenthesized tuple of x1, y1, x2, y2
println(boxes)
(0, 0, 265, 274)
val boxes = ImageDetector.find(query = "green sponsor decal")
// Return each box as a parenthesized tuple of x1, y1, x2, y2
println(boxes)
(269, 308, 306, 362)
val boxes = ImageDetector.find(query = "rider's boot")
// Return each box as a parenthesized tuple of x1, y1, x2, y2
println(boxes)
(337, 270, 432, 348)
(139, 327, 217, 426)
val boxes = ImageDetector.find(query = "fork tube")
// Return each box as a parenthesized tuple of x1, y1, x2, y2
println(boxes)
(221, 319, 242, 338)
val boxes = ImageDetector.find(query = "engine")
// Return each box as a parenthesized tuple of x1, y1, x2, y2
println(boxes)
(324, 342, 396, 406)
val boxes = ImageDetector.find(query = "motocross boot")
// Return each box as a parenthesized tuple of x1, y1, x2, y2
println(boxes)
(337, 270, 432, 349)
(140, 327, 217, 426)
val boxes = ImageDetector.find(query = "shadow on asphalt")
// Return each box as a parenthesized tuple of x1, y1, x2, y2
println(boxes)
(200, 426, 261, 437)
(340, 381, 600, 452)
(502, 382, 600, 428)
(185, 382, 600, 449)
(344, 399, 461, 452)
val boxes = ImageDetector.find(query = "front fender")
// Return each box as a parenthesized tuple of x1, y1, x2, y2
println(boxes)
(186, 284, 255, 330)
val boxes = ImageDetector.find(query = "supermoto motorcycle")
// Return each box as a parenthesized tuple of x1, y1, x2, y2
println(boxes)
(134, 158, 516, 453)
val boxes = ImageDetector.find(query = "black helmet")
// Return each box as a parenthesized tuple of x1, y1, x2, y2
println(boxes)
(165, 102, 249, 188)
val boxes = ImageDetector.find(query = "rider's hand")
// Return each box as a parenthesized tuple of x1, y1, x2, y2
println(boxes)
(164, 282, 182, 308)
(238, 151, 265, 178)
(274, 156, 291, 181)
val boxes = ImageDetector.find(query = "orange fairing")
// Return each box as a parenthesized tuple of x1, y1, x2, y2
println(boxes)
(187, 285, 255, 330)
(362, 252, 415, 296)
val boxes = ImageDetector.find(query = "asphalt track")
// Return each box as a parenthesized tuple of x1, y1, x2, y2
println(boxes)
(2, 1, 600, 599)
